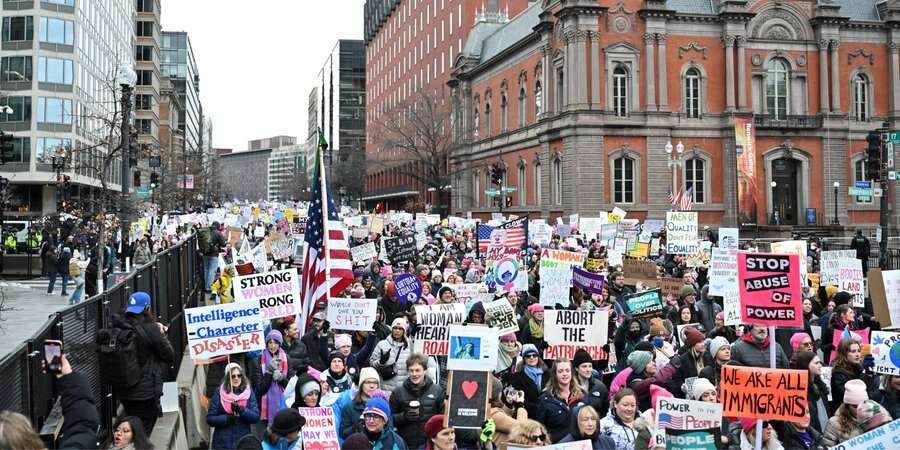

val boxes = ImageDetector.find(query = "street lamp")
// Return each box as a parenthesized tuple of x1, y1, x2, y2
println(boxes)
(117, 65, 136, 248)
(771, 181, 778, 225)
(832, 181, 840, 225)
(666, 141, 685, 207)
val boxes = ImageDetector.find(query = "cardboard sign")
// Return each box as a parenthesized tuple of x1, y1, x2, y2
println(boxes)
(326, 297, 377, 331)
(870, 269, 900, 329)
(572, 267, 605, 294)
(826, 419, 900, 450)
(445, 370, 491, 430)
(870, 331, 900, 375)
(579, 217, 606, 240)
(656, 397, 723, 430)
(538, 248, 586, 306)
(268, 232, 294, 261)
(289, 220, 306, 237)
(820, 250, 856, 286)
(718, 227, 739, 250)
(530, 222, 552, 246)
(658, 277, 683, 300)
(350, 242, 377, 263)
(665, 212, 699, 255)
(665, 428, 720, 450)
(484, 299, 518, 335)
(384, 235, 417, 264)
(185, 302, 264, 361)
(446, 283, 491, 305)
(233, 268, 301, 320)
(413, 303, 467, 355)
(394, 273, 423, 303)
(543, 309, 610, 360)
(447, 325, 499, 372)
(622, 289, 664, 319)
(737, 252, 802, 327)
(623, 258, 659, 287)
(708, 248, 738, 297)
(720, 366, 808, 421)
(296, 407, 339, 450)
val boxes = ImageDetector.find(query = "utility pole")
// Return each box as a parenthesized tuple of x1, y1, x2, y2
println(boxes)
(879, 122, 891, 269)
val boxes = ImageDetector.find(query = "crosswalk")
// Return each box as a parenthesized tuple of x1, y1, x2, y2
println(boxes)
(3, 277, 69, 292)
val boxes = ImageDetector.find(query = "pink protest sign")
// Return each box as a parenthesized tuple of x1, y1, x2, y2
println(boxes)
(737, 252, 802, 327)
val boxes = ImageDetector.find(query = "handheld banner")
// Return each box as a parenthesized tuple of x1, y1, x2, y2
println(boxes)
(656, 396, 723, 431)
(350, 242, 377, 263)
(820, 250, 856, 286)
(708, 248, 738, 297)
(447, 325, 499, 372)
(622, 289, 665, 319)
(665, 212, 699, 255)
(720, 366, 808, 421)
(572, 267, 605, 294)
(296, 407, 340, 450)
(233, 268, 300, 321)
(446, 283, 491, 305)
(538, 248, 586, 306)
(870, 331, 900, 375)
(483, 299, 519, 335)
(384, 235, 417, 264)
(326, 297, 377, 331)
(869, 269, 900, 329)
(394, 273, 423, 303)
(737, 252, 802, 327)
(543, 309, 609, 360)
(445, 370, 491, 430)
(826, 418, 900, 450)
(413, 303, 467, 355)
(185, 302, 264, 361)
(665, 428, 720, 450)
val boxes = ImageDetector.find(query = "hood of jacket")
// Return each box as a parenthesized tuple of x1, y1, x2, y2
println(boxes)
(566, 403, 599, 441)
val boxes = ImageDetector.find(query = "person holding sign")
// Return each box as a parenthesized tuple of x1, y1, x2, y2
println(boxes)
(345, 397, 409, 450)
(625, 350, 679, 412)
(730, 324, 789, 369)
(259, 330, 289, 427)
(206, 362, 260, 450)
(734, 418, 784, 450)
(507, 344, 549, 418)
(790, 352, 831, 433)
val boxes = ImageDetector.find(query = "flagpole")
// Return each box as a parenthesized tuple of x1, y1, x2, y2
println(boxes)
(319, 135, 331, 307)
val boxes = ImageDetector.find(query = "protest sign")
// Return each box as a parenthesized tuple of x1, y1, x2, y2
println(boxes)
(623, 258, 659, 287)
(723, 291, 741, 326)
(185, 302, 264, 361)
(622, 289, 664, 319)
(413, 303, 467, 355)
(509, 443, 592, 450)
(584, 257, 603, 272)
(268, 233, 293, 261)
(384, 235, 417, 264)
(296, 407, 340, 450)
(737, 252, 803, 327)
(771, 240, 808, 283)
(289, 220, 306, 237)
(870, 331, 900, 375)
(326, 297, 377, 331)
(556, 223, 571, 238)
(350, 242, 377, 263)
(530, 222, 552, 247)
(665, 428, 720, 450)
(821, 250, 856, 286)
(826, 418, 900, 450)
(233, 268, 300, 320)
(838, 257, 865, 307)
(394, 273, 423, 303)
(445, 370, 491, 429)
(656, 397, 722, 430)
(579, 217, 606, 240)
(708, 248, 738, 297)
(538, 249, 586, 306)
(829, 327, 870, 364)
(869, 269, 900, 329)
(447, 325, 499, 372)
(572, 267, 605, 294)
(658, 277, 683, 300)
(665, 212, 699, 255)
(718, 227, 739, 250)
(484, 299, 518, 335)
(447, 283, 491, 305)
(599, 223, 617, 245)
(544, 309, 609, 360)
(485, 256, 527, 293)
(720, 366, 808, 421)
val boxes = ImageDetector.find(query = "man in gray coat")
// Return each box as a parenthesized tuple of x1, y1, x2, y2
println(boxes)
(730, 323, 789, 368)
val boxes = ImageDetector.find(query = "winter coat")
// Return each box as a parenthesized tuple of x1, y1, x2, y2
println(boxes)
(626, 359, 679, 412)
(507, 366, 548, 418)
(830, 364, 878, 412)
(56, 372, 101, 450)
(558, 404, 617, 449)
(281, 336, 311, 375)
(698, 360, 729, 387)
(821, 414, 862, 448)
(695, 295, 722, 333)
(207, 387, 260, 450)
(773, 422, 827, 450)
(877, 387, 900, 419)
(599, 409, 638, 450)
(114, 313, 176, 401)
(133, 245, 151, 266)
(340, 398, 367, 440)
(669, 350, 705, 398)
(736, 431, 784, 450)
(613, 319, 644, 371)
(85, 260, 98, 297)
(260, 436, 300, 450)
(346, 429, 409, 450)
(301, 330, 333, 372)
(517, 316, 546, 350)
(346, 332, 377, 377)
(388, 376, 445, 448)
(57, 246, 72, 274)
(730, 335, 789, 369)
(368, 335, 411, 391)
(579, 376, 611, 418)
(535, 391, 574, 443)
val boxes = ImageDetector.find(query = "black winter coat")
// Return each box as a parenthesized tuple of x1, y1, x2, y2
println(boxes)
(669, 351, 704, 398)
(115, 314, 176, 401)
(535, 391, 573, 443)
(830, 364, 878, 412)
(388, 376, 445, 448)
(773, 421, 827, 450)
(57, 372, 100, 450)
(579, 376, 610, 418)
(507, 367, 547, 418)
(281, 336, 311, 375)
(300, 330, 333, 372)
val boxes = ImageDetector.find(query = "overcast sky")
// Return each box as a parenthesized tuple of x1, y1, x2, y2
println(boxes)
(162, 1, 365, 152)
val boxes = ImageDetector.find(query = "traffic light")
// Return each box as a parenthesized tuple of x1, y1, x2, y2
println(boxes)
(505, 195, 512, 208)
(490, 163, 504, 186)
(150, 172, 159, 188)
(866, 131, 882, 181)
(0, 131, 14, 164)
(62, 175, 71, 190)
(0, 177, 9, 192)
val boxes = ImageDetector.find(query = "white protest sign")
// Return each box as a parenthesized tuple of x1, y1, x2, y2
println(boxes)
(297, 407, 340, 450)
(870, 331, 900, 375)
(248, 243, 268, 273)
(327, 297, 377, 331)
(447, 283, 490, 305)
(413, 303, 467, 355)
(708, 248, 738, 297)
(579, 217, 606, 240)
(447, 325, 499, 372)
(665, 212, 699, 255)
(839, 257, 865, 307)
(233, 268, 300, 321)
(826, 419, 900, 450)
(718, 227, 739, 250)
(543, 309, 609, 360)
(821, 250, 856, 286)
(185, 302, 264, 360)
(484, 299, 519, 335)
(656, 396, 723, 430)
(538, 248, 586, 306)
(530, 222, 552, 247)
(350, 242, 377, 263)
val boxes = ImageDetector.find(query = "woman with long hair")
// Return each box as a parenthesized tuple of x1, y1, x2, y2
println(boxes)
(877, 374, 900, 419)
(669, 326, 706, 398)
(792, 352, 832, 433)
(105, 416, 154, 450)
(599, 388, 638, 450)
(830, 337, 878, 412)
(507, 344, 548, 418)
(206, 363, 259, 450)
(822, 379, 868, 446)
(506, 419, 550, 448)
(259, 330, 289, 426)
(536, 359, 584, 443)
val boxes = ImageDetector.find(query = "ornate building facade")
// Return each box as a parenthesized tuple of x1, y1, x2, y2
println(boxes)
(449, 0, 900, 228)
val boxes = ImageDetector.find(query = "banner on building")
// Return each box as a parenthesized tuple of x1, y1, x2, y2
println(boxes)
(735, 117, 758, 226)
(233, 268, 300, 320)
(544, 309, 609, 360)
(412, 303, 467, 355)
(720, 366, 808, 421)
(185, 302, 264, 361)
(737, 252, 803, 327)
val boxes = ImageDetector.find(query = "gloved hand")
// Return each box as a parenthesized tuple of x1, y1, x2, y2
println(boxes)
(272, 369, 284, 382)
(480, 419, 496, 443)
(231, 402, 243, 416)
(862, 354, 875, 372)
(268, 357, 281, 373)
(652, 337, 664, 348)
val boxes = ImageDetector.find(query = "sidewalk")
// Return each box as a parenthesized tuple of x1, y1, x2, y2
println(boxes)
(0, 278, 74, 357)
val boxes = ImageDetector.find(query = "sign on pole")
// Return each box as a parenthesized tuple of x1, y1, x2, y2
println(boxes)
(233, 268, 301, 321)
(297, 407, 340, 450)
(622, 289, 665, 319)
(665, 212, 699, 255)
(737, 252, 803, 327)
(447, 325, 499, 372)
(656, 397, 722, 430)
(720, 366, 808, 421)
(445, 370, 491, 430)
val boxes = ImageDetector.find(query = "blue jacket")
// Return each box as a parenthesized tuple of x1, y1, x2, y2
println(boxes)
(261, 436, 300, 450)
(207, 387, 260, 450)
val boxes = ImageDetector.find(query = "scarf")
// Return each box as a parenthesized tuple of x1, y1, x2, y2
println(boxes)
(219, 384, 251, 414)
(497, 342, 521, 372)
(524, 364, 543, 390)
(261, 348, 288, 422)
(327, 370, 352, 393)
(528, 318, 544, 339)
(742, 332, 770, 349)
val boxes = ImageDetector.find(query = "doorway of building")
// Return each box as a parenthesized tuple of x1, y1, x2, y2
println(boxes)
(771, 157, 798, 225)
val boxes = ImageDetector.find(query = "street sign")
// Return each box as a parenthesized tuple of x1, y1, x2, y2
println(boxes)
(855, 180, 873, 189)
(849, 187, 874, 197)
(889, 131, 900, 144)
(136, 187, 151, 197)
(501, 187, 517, 193)
(890, 171, 896, 181)
(875, 187, 884, 197)
(484, 188, 499, 196)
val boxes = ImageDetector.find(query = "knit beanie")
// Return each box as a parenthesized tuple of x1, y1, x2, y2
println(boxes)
(649, 318, 666, 337)
(335, 333, 352, 349)
(266, 329, 284, 346)
(269, 408, 305, 434)
(572, 348, 593, 369)
(680, 284, 696, 300)
(708, 337, 731, 359)
(683, 326, 705, 348)
(690, 377, 717, 401)
(391, 317, 409, 331)
(362, 397, 391, 421)
(790, 332, 811, 352)
(843, 379, 869, 406)
(500, 333, 518, 344)
(358, 367, 380, 386)
(342, 433, 373, 450)
(328, 350, 345, 365)
(300, 380, 320, 398)
(521, 343, 539, 357)
(424, 414, 446, 442)
(833, 291, 853, 306)
(627, 351, 653, 374)
(857, 399, 892, 431)
(527, 303, 545, 314)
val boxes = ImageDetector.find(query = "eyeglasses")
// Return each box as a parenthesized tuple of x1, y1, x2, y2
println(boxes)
(524, 353, 538, 359)
(362, 380, 379, 386)
(230, 374, 242, 379)
(529, 433, 546, 442)
(363, 414, 383, 421)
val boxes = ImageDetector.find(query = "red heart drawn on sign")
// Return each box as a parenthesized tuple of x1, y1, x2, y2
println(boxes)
(461, 380, 478, 399)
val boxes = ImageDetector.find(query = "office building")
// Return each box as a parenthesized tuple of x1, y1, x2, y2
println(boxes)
(134, 0, 162, 190)
(160, 31, 201, 155)
(268, 143, 307, 201)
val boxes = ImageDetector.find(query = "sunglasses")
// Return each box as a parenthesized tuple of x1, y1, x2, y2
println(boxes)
(524, 353, 539, 359)
(230, 374, 242, 379)
(529, 433, 546, 442)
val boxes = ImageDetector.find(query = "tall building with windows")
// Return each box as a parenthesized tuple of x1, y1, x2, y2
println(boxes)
(268, 143, 307, 201)
(447, 0, 900, 230)
(133, 0, 162, 188)
(0, 0, 134, 216)
(160, 31, 201, 155)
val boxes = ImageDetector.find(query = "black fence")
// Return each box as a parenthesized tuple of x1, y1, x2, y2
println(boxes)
(0, 235, 202, 441)
(820, 241, 900, 270)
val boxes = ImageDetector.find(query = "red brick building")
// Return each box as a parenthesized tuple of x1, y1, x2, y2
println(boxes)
(446, 0, 900, 230)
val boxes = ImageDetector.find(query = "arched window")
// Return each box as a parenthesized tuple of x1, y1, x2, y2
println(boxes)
(473, 107, 480, 137)
(518, 163, 526, 206)
(500, 94, 508, 132)
(853, 73, 869, 122)
(684, 67, 701, 119)
(534, 160, 542, 205)
(613, 66, 629, 117)
(535, 80, 543, 116)
(613, 156, 635, 203)
(518, 87, 527, 127)
(684, 157, 706, 204)
(484, 101, 491, 137)
(766, 59, 789, 120)
(553, 157, 563, 205)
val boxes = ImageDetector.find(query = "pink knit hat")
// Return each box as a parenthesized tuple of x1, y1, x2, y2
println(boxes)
(857, 399, 892, 431)
(790, 332, 811, 352)
(843, 379, 869, 406)
(527, 304, 545, 314)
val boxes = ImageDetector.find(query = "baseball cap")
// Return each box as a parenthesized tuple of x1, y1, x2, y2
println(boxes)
(126, 292, 151, 314)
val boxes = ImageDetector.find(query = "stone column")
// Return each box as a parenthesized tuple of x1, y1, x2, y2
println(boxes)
(890, 43, 900, 115)
(565, 30, 574, 111)
(590, 32, 601, 109)
(818, 39, 830, 113)
(830, 40, 841, 112)
(541, 43, 551, 117)
(644, 33, 656, 110)
(736, 36, 748, 110)
(657, 33, 669, 111)
(575, 31, 588, 107)
(723, 35, 735, 112)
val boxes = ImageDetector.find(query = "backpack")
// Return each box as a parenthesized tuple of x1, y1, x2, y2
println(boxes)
(69, 260, 82, 277)
(96, 321, 146, 390)
(197, 227, 213, 254)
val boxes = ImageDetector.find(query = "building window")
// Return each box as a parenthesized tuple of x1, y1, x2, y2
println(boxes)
(500, 94, 507, 132)
(684, 157, 706, 204)
(38, 56, 73, 84)
(1, 56, 32, 81)
(853, 159, 873, 204)
(534, 161, 542, 205)
(137, 0, 154, 13)
(852, 73, 869, 122)
(135, 94, 153, 111)
(684, 67, 701, 118)
(473, 107, 479, 138)
(553, 157, 562, 205)
(766, 58, 789, 120)
(484, 101, 491, 137)
(2, 16, 34, 42)
(518, 87, 527, 127)
(518, 163, 526, 206)
(556, 68, 564, 112)
(45, 0, 75, 5)
(535, 80, 542, 116)
(39, 17, 74, 45)
(0, 96, 31, 122)
(36, 97, 72, 124)
(0, 137, 30, 163)
(136, 45, 153, 62)
(136, 69, 153, 86)
(36, 137, 70, 163)
(613, 66, 629, 117)
(136, 21, 154, 38)
(613, 156, 635, 203)
(135, 118, 152, 134)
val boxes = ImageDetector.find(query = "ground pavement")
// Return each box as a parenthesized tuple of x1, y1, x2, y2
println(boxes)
(0, 277, 75, 356)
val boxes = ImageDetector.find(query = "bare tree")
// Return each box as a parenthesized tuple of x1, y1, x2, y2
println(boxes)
(369, 90, 459, 216)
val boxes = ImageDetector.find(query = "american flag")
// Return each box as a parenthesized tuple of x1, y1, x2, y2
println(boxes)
(477, 216, 528, 254)
(667, 188, 681, 207)
(299, 134, 353, 329)
(680, 186, 694, 211)
(658, 413, 683, 429)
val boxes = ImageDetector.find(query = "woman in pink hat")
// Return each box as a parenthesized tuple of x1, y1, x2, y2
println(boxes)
(822, 379, 869, 446)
